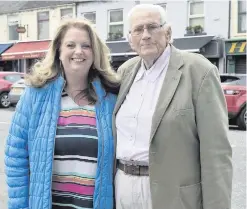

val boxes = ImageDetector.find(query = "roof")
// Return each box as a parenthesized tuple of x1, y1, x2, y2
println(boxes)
(0, 1, 75, 15)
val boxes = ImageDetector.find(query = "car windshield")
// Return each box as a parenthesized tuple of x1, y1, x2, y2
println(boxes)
(4, 74, 23, 83)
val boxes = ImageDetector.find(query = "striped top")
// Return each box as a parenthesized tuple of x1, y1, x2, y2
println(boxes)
(52, 94, 98, 209)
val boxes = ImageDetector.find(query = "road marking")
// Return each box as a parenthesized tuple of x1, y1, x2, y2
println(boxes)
(0, 122, 10, 125)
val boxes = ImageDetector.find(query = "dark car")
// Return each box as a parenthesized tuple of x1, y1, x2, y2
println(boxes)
(0, 72, 24, 108)
(220, 74, 246, 130)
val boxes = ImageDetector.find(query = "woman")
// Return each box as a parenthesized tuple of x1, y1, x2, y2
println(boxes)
(5, 19, 119, 209)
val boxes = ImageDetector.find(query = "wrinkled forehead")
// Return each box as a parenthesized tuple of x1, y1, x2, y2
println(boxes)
(129, 9, 161, 28)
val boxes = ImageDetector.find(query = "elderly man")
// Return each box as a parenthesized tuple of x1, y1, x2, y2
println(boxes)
(112, 4, 232, 209)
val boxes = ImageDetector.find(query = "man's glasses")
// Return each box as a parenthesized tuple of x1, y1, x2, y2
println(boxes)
(129, 22, 166, 36)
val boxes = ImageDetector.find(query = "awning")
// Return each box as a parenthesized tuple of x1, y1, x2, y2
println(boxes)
(106, 35, 215, 56)
(1, 40, 51, 61)
(106, 41, 135, 56)
(0, 43, 13, 54)
(172, 35, 215, 52)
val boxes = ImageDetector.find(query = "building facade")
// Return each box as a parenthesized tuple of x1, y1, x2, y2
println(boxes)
(0, 1, 76, 73)
(225, 0, 246, 74)
(77, 0, 230, 72)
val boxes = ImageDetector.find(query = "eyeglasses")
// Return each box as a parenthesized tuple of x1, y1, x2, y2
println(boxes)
(129, 22, 166, 36)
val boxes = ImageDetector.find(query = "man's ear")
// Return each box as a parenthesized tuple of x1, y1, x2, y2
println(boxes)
(165, 25, 172, 43)
(127, 33, 132, 43)
(127, 33, 134, 49)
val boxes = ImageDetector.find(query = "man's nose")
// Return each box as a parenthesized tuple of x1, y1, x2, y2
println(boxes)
(142, 28, 151, 39)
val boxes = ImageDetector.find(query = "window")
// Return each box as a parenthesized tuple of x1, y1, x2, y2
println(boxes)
(108, 9, 124, 40)
(238, 0, 246, 33)
(188, 1, 204, 28)
(82, 12, 96, 25)
(8, 15, 19, 41)
(38, 11, 49, 40)
(4, 74, 23, 83)
(61, 8, 73, 19)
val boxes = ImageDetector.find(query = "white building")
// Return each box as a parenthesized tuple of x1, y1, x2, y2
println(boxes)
(77, 0, 230, 72)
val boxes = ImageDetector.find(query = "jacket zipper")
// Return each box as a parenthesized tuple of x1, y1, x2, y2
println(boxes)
(50, 80, 66, 209)
(97, 105, 104, 208)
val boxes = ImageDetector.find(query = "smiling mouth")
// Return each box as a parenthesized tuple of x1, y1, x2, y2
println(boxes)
(71, 58, 85, 62)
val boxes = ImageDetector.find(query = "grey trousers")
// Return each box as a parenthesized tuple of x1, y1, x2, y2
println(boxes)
(115, 169, 152, 209)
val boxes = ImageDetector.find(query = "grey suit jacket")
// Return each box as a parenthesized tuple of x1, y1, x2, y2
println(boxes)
(113, 45, 232, 209)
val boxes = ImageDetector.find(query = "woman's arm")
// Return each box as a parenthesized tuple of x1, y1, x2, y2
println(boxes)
(5, 87, 32, 209)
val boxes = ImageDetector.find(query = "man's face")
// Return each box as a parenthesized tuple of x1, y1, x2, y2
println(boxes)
(129, 9, 168, 61)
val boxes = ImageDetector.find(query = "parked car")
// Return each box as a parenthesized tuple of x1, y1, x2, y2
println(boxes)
(220, 74, 246, 130)
(0, 72, 24, 108)
(9, 78, 26, 106)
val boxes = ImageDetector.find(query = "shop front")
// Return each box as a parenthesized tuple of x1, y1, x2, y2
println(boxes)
(225, 39, 246, 74)
(0, 43, 14, 72)
(107, 36, 224, 72)
(0, 40, 50, 73)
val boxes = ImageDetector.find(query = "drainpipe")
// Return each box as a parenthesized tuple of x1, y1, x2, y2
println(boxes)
(225, 0, 232, 73)
(228, 0, 231, 39)
(75, 2, 78, 18)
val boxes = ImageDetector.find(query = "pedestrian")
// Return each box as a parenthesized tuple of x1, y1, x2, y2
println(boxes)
(5, 19, 119, 209)
(113, 4, 232, 209)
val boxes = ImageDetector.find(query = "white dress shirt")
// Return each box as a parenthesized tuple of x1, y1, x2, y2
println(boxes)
(116, 45, 171, 164)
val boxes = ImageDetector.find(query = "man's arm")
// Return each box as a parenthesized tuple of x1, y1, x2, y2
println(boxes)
(195, 66, 232, 209)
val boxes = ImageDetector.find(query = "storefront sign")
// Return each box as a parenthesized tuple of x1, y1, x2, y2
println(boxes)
(226, 40, 246, 55)
(1, 52, 46, 61)
(16, 26, 26, 33)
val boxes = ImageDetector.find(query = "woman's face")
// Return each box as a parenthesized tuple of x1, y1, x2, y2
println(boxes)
(59, 27, 94, 78)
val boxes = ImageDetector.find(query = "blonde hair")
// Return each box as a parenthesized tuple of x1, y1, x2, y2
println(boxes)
(26, 19, 119, 91)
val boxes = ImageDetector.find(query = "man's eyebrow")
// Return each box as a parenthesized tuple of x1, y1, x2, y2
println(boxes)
(133, 22, 158, 27)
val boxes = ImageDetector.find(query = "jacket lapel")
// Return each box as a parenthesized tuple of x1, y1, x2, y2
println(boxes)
(150, 46, 184, 142)
(114, 59, 141, 115)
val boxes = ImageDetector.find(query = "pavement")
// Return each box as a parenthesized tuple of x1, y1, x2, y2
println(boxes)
(0, 107, 246, 209)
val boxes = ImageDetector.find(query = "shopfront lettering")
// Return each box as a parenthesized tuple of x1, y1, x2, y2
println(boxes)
(229, 42, 246, 53)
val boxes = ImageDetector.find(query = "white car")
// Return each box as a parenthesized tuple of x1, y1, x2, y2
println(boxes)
(8, 78, 26, 106)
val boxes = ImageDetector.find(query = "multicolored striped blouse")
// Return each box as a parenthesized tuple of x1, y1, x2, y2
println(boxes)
(52, 94, 98, 209)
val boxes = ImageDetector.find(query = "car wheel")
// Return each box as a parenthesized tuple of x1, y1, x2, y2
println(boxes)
(0, 92, 11, 108)
(237, 107, 246, 130)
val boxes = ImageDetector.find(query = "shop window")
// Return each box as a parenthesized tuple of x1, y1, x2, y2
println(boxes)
(38, 11, 49, 40)
(108, 9, 124, 41)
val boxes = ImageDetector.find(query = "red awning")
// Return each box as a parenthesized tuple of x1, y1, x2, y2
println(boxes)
(1, 40, 51, 61)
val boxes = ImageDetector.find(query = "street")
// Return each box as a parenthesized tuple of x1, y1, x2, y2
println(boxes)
(0, 108, 246, 209)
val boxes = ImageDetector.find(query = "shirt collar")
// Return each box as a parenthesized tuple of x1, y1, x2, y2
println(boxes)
(135, 44, 171, 83)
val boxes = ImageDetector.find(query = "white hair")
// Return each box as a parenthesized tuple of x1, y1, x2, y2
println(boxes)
(127, 4, 173, 43)
(127, 4, 167, 29)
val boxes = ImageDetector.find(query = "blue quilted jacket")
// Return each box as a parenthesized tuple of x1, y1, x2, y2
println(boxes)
(5, 76, 117, 209)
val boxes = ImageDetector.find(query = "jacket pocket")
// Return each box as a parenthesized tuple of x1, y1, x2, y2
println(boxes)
(179, 182, 202, 209)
